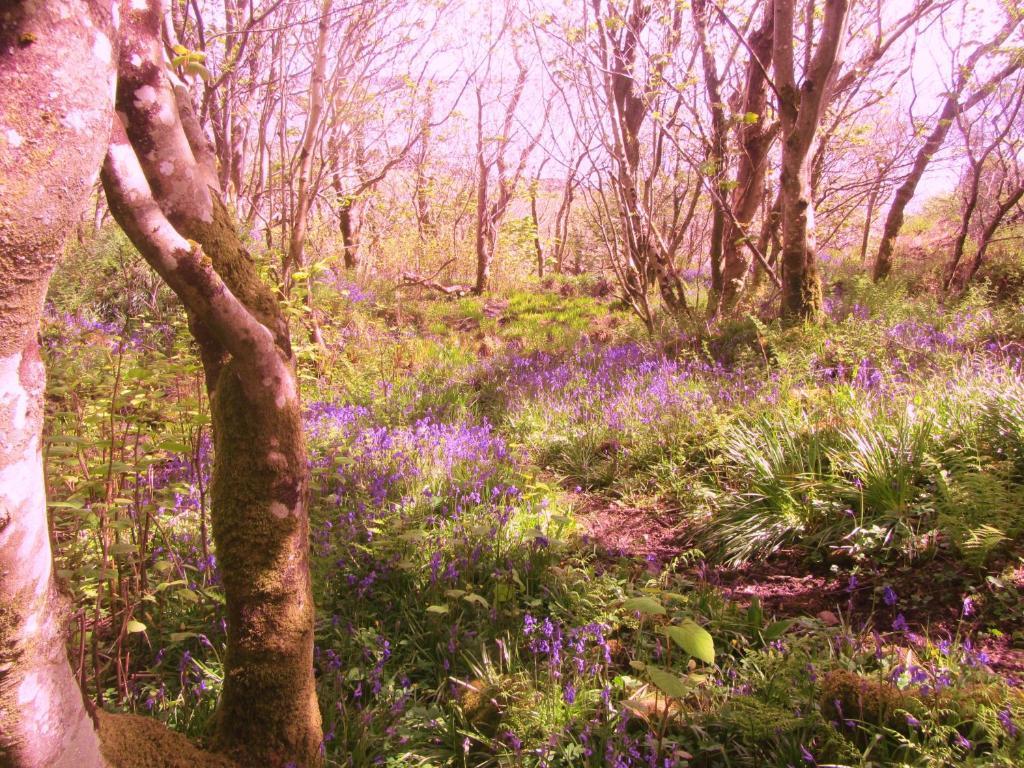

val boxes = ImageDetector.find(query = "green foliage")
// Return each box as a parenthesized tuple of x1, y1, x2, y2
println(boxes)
(40, 233, 1024, 767)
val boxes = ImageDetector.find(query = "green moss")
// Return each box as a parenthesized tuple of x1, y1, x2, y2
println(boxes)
(206, 361, 321, 764)
(174, 199, 287, 352)
(457, 679, 503, 733)
(820, 669, 923, 728)
(97, 711, 238, 768)
(168, 192, 322, 764)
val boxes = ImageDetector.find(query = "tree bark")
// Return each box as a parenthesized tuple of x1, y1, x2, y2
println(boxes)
(104, 3, 321, 765)
(284, 0, 332, 295)
(717, 1, 775, 315)
(775, 0, 849, 322)
(692, 0, 728, 312)
(0, 2, 116, 766)
(474, 86, 491, 295)
(872, 19, 1022, 281)
(960, 185, 1024, 287)
(530, 178, 545, 279)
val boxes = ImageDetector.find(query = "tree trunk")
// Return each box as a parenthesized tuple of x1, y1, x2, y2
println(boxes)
(718, 1, 775, 315)
(693, 0, 728, 313)
(473, 87, 490, 295)
(872, 21, 1022, 281)
(858, 179, 880, 264)
(774, 0, 849, 322)
(106, 4, 321, 764)
(338, 197, 359, 270)
(0, 2, 116, 766)
(954, 185, 1024, 291)
(530, 179, 544, 279)
(285, 0, 331, 295)
(872, 98, 958, 282)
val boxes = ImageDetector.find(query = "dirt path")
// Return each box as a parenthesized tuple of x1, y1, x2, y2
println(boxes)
(572, 492, 1024, 678)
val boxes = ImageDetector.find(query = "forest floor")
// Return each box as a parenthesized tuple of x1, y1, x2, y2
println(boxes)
(577, 492, 1024, 677)
(45, 269, 1024, 766)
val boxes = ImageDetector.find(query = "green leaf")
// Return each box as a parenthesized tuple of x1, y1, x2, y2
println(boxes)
(646, 665, 690, 699)
(494, 583, 515, 603)
(623, 596, 666, 616)
(463, 593, 489, 609)
(761, 619, 794, 642)
(746, 597, 763, 628)
(185, 61, 211, 81)
(126, 620, 147, 634)
(48, 500, 84, 509)
(663, 621, 715, 664)
(426, 604, 449, 615)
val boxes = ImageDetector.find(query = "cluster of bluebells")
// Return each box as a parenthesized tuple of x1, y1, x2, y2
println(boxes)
(43, 307, 156, 352)
(330, 276, 376, 304)
(147, 431, 220, 588)
(813, 354, 885, 392)
(483, 343, 771, 440)
(308, 409, 525, 589)
(523, 613, 612, 684)
(517, 614, 696, 766)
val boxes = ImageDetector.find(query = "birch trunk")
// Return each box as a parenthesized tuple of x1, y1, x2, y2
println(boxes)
(872, 19, 1022, 281)
(0, 2, 117, 766)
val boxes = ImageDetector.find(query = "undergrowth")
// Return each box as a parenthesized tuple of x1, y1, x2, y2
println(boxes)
(41, 245, 1024, 766)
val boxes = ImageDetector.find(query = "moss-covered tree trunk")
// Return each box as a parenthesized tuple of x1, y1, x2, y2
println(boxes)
(0, 2, 116, 766)
(102, 2, 322, 764)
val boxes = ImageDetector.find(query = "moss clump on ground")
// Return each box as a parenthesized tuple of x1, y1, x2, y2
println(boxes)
(820, 669, 923, 728)
(97, 711, 239, 768)
(457, 678, 504, 733)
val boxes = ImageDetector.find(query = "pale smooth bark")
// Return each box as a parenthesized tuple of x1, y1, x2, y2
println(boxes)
(692, 0, 728, 308)
(0, 2, 117, 766)
(590, 0, 688, 316)
(472, 44, 542, 295)
(284, 0, 332, 295)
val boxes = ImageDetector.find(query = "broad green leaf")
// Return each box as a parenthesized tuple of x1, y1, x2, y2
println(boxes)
(623, 596, 666, 616)
(185, 61, 212, 81)
(494, 583, 514, 603)
(126, 620, 147, 634)
(426, 604, 449, 615)
(762, 619, 794, 642)
(663, 621, 715, 664)
(646, 665, 689, 699)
